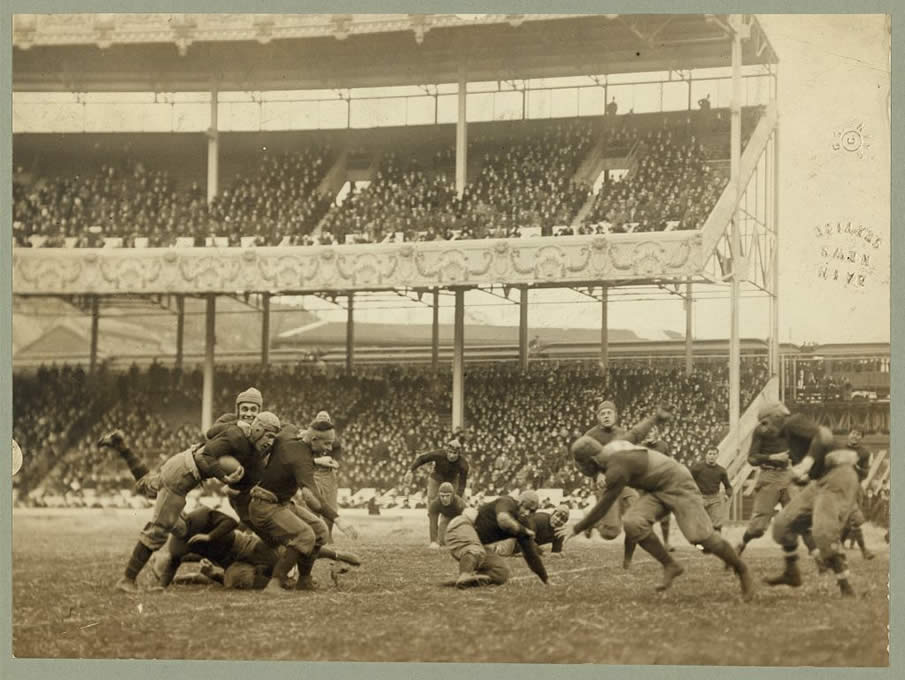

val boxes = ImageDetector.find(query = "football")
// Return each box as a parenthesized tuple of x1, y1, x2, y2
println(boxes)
(12, 439, 23, 476)
(218, 455, 243, 478)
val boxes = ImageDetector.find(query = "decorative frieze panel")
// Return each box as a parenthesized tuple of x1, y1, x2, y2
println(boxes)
(12, 233, 704, 296)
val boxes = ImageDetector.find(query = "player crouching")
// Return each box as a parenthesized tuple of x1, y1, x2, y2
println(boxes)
(444, 491, 549, 588)
(566, 439, 754, 601)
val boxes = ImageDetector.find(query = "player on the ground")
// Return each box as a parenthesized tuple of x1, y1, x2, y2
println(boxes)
(838, 428, 876, 560)
(444, 490, 549, 588)
(115, 412, 281, 593)
(690, 447, 732, 536)
(735, 403, 822, 566)
(489, 505, 570, 557)
(148, 505, 361, 590)
(427, 482, 467, 549)
(249, 418, 359, 593)
(575, 400, 672, 568)
(567, 439, 753, 600)
(403, 437, 469, 537)
(762, 405, 865, 597)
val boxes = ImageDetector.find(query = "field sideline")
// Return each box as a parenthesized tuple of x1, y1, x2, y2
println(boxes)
(12, 508, 889, 666)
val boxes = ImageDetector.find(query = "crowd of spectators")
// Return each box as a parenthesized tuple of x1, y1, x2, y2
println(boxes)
(15, 357, 777, 509)
(13, 108, 763, 249)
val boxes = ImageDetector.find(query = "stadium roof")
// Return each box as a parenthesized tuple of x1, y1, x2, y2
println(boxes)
(13, 13, 778, 92)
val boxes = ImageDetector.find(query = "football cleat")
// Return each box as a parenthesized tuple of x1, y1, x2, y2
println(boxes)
(114, 576, 139, 593)
(655, 562, 684, 591)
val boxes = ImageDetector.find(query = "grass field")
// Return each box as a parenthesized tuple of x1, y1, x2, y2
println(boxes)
(12, 508, 889, 666)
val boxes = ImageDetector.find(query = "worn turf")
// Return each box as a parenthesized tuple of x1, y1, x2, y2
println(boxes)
(12, 509, 889, 665)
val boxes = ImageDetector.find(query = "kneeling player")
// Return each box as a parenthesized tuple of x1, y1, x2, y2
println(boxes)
(489, 505, 570, 557)
(567, 439, 753, 601)
(428, 482, 467, 548)
(445, 491, 549, 588)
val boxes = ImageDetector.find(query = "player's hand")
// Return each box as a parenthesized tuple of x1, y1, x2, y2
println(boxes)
(222, 465, 245, 485)
(187, 533, 211, 546)
(790, 465, 810, 485)
(523, 528, 536, 540)
(554, 526, 570, 540)
(595, 473, 607, 491)
(224, 487, 241, 497)
(135, 474, 158, 499)
(335, 517, 359, 540)
(769, 452, 790, 464)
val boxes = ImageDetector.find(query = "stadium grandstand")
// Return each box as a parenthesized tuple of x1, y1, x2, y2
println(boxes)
(11, 12, 888, 515)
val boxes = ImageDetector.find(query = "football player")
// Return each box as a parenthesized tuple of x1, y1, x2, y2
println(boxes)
(427, 482, 467, 548)
(567, 439, 753, 601)
(489, 505, 570, 557)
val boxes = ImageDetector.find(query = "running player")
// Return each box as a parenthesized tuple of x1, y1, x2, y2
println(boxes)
(574, 401, 672, 568)
(567, 439, 753, 600)
(403, 437, 469, 536)
(763, 413, 868, 597)
(249, 418, 359, 593)
(838, 428, 875, 560)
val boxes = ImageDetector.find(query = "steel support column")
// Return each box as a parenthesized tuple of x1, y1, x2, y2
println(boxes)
(202, 294, 216, 433)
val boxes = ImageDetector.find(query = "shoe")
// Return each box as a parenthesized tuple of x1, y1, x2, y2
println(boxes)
(98, 429, 125, 450)
(812, 554, 829, 574)
(295, 575, 317, 591)
(655, 562, 684, 591)
(839, 580, 856, 598)
(332, 550, 361, 567)
(262, 579, 285, 594)
(737, 565, 755, 602)
(428, 542, 440, 550)
(622, 557, 632, 570)
(764, 564, 803, 587)
(862, 550, 876, 561)
(115, 576, 139, 593)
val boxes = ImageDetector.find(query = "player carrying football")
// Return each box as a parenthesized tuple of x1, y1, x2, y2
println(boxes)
(115, 412, 281, 593)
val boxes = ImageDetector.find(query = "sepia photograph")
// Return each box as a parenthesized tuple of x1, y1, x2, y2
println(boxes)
(5, 7, 893, 671)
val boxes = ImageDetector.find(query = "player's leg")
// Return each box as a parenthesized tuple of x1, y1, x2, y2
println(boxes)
(667, 479, 753, 601)
(765, 481, 817, 587)
(249, 493, 317, 593)
(118, 481, 188, 592)
(290, 500, 331, 590)
(738, 469, 787, 555)
(620, 489, 639, 569)
(478, 552, 511, 585)
(438, 514, 451, 547)
(847, 503, 874, 559)
(811, 467, 860, 597)
(487, 538, 518, 556)
(445, 516, 493, 587)
(660, 515, 674, 552)
(313, 470, 338, 543)
(622, 493, 683, 590)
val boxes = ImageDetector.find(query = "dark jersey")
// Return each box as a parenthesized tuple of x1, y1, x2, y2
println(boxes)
(196, 424, 258, 483)
(256, 425, 337, 520)
(530, 512, 565, 553)
(410, 451, 469, 494)
(690, 461, 732, 496)
(748, 413, 820, 470)
(473, 497, 548, 583)
(851, 444, 873, 481)
(428, 494, 466, 542)
(173, 506, 239, 566)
